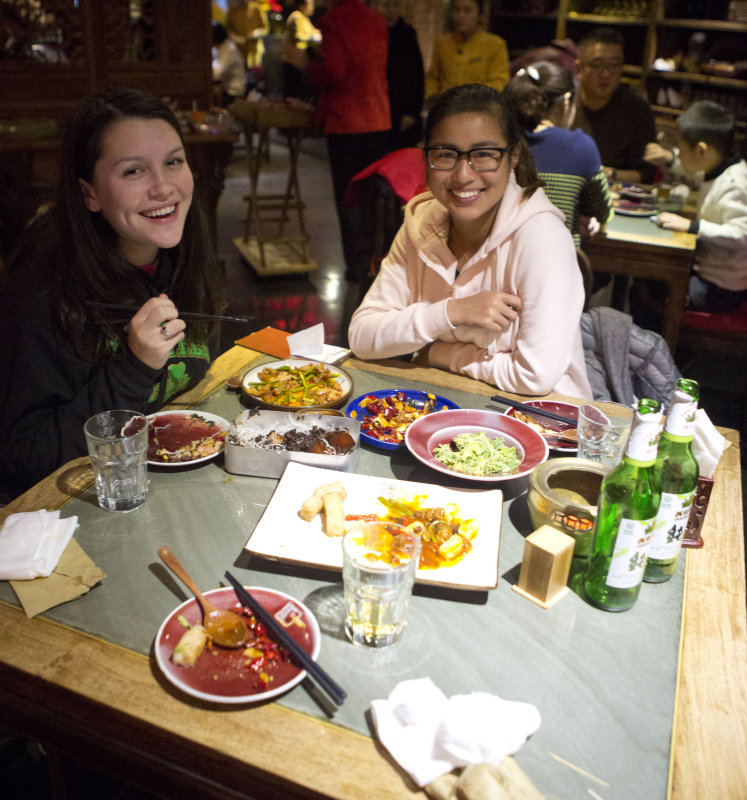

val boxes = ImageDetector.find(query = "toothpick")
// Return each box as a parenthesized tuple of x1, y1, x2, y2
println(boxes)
(548, 752, 611, 787)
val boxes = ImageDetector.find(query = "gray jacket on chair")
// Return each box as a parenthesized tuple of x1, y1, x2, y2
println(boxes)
(581, 306, 681, 408)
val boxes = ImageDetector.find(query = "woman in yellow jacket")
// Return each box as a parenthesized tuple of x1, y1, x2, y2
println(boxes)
(425, 0, 509, 102)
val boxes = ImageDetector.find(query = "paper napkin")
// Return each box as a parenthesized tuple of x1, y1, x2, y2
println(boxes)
(0, 510, 78, 580)
(0, 510, 106, 617)
(11, 538, 107, 618)
(370, 677, 541, 788)
(236, 324, 350, 364)
(693, 408, 730, 478)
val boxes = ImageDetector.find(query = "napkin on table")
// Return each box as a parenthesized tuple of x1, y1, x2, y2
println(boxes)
(692, 408, 730, 478)
(0, 510, 78, 580)
(0, 510, 106, 617)
(370, 677, 542, 791)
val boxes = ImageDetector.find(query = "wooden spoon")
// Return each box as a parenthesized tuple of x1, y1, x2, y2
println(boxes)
(157, 546, 249, 649)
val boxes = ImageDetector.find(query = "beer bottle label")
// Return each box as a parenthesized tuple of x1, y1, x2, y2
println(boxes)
(606, 516, 656, 588)
(665, 398, 697, 438)
(649, 490, 695, 560)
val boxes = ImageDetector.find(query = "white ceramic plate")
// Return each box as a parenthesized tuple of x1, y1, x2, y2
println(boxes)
(154, 586, 320, 704)
(245, 462, 503, 590)
(146, 411, 229, 467)
(241, 358, 354, 411)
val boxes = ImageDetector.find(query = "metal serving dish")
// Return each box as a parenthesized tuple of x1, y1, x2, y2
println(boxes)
(224, 409, 360, 478)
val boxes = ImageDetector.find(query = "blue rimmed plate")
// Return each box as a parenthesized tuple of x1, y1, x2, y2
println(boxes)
(345, 389, 460, 451)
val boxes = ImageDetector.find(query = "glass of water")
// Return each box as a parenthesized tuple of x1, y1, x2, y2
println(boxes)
(84, 410, 148, 512)
(577, 401, 634, 468)
(342, 521, 421, 648)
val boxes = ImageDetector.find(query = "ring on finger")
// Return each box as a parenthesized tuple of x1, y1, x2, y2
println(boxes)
(160, 322, 170, 338)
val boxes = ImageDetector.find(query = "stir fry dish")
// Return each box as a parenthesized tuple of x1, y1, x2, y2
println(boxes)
(350, 392, 449, 444)
(171, 610, 296, 692)
(347, 494, 479, 569)
(245, 363, 345, 408)
(148, 413, 226, 463)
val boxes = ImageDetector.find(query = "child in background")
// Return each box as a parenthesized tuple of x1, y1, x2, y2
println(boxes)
(645, 100, 747, 312)
(348, 83, 591, 398)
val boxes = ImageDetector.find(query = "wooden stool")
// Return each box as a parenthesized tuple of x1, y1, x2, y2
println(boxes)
(229, 100, 317, 277)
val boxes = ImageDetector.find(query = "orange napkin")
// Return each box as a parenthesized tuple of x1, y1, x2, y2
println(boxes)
(235, 326, 291, 358)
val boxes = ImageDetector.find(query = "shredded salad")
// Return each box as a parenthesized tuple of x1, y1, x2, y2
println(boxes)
(432, 431, 521, 476)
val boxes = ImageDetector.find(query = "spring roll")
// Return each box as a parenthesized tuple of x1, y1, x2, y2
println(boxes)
(171, 623, 209, 667)
(321, 491, 345, 537)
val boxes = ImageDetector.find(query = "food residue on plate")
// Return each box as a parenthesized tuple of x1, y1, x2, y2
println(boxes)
(170, 607, 295, 692)
(351, 392, 450, 444)
(298, 482, 479, 569)
(148, 413, 226, 463)
(432, 431, 520, 476)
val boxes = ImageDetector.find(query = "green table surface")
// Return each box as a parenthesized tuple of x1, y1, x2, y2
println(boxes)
(0, 365, 685, 799)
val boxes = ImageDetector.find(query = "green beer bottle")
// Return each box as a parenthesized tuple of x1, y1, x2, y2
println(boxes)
(643, 379, 700, 583)
(583, 398, 663, 612)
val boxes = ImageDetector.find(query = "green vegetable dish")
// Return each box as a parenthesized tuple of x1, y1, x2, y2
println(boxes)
(432, 432, 521, 476)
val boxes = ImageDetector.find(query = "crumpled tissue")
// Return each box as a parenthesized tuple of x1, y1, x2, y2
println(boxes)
(0, 509, 78, 580)
(692, 408, 730, 478)
(370, 677, 541, 788)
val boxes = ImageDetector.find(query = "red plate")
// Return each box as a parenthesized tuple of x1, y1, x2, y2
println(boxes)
(154, 586, 320, 703)
(505, 400, 579, 453)
(405, 409, 548, 482)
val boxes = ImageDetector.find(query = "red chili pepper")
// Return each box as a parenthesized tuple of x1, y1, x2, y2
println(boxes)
(345, 514, 380, 522)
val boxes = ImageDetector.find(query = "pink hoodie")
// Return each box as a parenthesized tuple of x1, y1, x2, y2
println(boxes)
(348, 174, 592, 399)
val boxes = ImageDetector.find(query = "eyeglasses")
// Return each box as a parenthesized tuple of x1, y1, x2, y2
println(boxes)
(581, 59, 623, 73)
(424, 146, 513, 172)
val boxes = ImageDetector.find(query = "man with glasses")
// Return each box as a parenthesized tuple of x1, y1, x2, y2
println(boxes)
(573, 27, 656, 184)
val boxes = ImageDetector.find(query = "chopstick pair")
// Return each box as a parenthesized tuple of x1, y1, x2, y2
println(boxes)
(224, 571, 347, 706)
(85, 301, 252, 324)
(490, 394, 578, 426)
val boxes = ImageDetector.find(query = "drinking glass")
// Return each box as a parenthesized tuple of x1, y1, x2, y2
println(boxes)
(342, 522, 421, 648)
(577, 401, 634, 467)
(84, 410, 148, 512)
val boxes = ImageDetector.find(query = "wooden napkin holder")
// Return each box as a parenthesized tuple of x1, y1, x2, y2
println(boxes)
(682, 475, 713, 548)
(512, 525, 575, 609)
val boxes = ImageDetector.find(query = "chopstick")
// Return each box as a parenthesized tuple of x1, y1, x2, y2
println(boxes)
(224, 571, 346, 706)
(85, 301, 252, 324)
(490, 394, 578, 426)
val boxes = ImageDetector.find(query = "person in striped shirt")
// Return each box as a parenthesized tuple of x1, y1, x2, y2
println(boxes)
(504, 61, 612, 247)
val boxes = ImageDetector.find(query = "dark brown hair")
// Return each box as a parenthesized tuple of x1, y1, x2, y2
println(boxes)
(424, 82, 542, 196)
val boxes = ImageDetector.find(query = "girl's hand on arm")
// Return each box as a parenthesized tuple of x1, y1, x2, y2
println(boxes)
(127, 293, 185, 370)
(656, 212, 691, 232)
(447, 291, 522, 331)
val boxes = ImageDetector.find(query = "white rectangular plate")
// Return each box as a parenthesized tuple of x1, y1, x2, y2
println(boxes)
(245, 462, 503, 590)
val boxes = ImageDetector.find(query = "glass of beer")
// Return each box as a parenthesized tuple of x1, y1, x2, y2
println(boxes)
(342, 521, 421, 648)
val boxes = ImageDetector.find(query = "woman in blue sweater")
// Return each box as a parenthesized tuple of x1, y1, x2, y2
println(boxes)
(504, 61, 612, 247)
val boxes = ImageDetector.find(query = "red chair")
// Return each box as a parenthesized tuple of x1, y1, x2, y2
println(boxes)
(677, 296, 747, 432)
(678, 296, 747, 356)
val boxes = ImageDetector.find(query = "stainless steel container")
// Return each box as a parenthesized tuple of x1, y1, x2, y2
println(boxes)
(224, 410, 360, 478)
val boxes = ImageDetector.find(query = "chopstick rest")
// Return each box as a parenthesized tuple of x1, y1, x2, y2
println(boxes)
(224, 571, 346, 706)
(490, 394, 577, 426)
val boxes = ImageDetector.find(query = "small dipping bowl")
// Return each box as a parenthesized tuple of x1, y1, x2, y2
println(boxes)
(527, 458, 611, 558)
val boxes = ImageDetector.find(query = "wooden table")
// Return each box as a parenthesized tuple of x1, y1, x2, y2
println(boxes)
(584, 212, 696, 353)
(0, 348, 745, 800)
